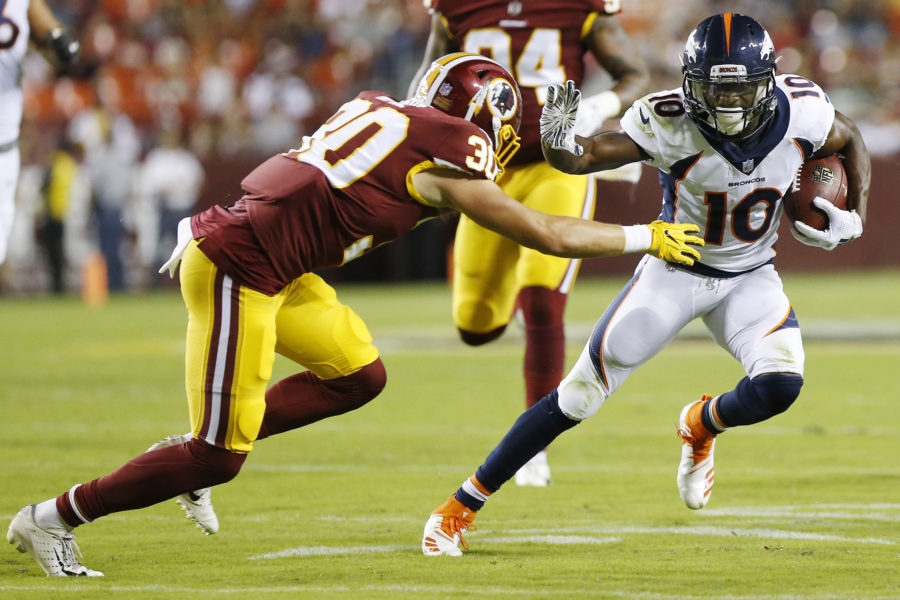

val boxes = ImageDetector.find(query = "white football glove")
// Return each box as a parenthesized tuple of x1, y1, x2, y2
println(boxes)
(790, 196, 863, 251)
(540, 80, 583, 156)
(573, 90, 622, 137)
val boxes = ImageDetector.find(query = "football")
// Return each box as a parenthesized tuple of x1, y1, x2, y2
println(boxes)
(782, 155, 848, 230)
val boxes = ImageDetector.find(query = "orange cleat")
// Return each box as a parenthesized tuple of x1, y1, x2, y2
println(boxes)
(676, 395, 717, 509)
(421, 495, 477, 556)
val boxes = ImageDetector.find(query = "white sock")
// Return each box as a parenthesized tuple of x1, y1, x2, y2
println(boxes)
(34, 498, 73, 533)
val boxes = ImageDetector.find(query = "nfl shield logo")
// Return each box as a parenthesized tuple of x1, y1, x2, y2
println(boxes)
(741, 159, 755, 174)
(438, 82, 452, 97)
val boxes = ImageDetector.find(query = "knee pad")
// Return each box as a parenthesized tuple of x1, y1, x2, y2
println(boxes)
(718, 373, 803, 427)
(556, 362, 608, 420)
(751, 373, 803, 416)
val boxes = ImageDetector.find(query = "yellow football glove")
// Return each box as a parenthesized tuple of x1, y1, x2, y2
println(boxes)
(647, 220, 704, 266)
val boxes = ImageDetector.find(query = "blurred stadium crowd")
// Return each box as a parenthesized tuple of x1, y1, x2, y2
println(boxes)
(4, 0, 899, 295)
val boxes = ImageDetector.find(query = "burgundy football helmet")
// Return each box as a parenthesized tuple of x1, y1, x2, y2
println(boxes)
(413, 52, 522, 171)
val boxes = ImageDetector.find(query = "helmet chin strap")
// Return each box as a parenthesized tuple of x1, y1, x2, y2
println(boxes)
(491, 115, 502, 146)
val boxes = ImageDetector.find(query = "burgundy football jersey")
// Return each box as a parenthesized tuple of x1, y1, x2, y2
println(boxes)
(192, 91, 497, 295)
(430, 0, 618, 165)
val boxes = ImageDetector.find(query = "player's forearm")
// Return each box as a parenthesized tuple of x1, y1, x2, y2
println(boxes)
(537, 217, 626, 258)
(589, 16, 649, 112)
(27, 0, 63, 42)
(603, 57, 649, 113)
(540, 138, 595, 175)
(818, 112, 870, 225)
(840, 138, 870, 226)
(542, 134, 638, 175)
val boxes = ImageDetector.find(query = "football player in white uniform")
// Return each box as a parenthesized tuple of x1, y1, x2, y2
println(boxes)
(422, 13, 870, 556)
(0, 0, 79, 265)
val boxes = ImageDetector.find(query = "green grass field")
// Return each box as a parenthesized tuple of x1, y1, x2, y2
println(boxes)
(2, 269, 899, 599)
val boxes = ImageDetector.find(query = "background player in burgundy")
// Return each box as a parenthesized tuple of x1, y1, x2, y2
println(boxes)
(6, 53, 703, 576)
(411, 0, 649, 486)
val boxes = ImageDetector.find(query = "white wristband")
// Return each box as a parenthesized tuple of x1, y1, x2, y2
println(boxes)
(573, 90, 622, 137)
(621, 225, 652, 254)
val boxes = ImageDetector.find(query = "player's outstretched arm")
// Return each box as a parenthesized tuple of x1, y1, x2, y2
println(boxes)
(540, 82, 647, 175)
(412, 169, 703, 264)
(812, 111, 870, 226)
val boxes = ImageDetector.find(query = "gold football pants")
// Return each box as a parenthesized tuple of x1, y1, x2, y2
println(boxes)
(452, 161, 595, 333)
(179, 240, 379, 452)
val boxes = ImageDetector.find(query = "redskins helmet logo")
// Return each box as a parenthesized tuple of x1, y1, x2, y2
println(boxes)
(486, 78, 518, 121)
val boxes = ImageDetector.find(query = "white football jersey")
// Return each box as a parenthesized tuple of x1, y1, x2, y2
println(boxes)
(621, 74, 835, 273)
(0, 0, 30, 144)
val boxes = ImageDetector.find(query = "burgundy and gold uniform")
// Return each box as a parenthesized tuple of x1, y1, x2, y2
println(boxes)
(181, 91, 498, 452)
(25, 56, 536, 566)
(426, 0, 620, 422)
(431, 0, 618, 166)
(192, 91, 495, 296)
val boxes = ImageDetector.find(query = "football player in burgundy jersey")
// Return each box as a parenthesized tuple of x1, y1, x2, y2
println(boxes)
(411, 0, 649, 486)
(422, 15, 869, 557)
(7, 53, 703, 576)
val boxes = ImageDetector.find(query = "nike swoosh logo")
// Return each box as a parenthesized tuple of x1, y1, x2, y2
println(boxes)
(639, 108, 650, 124)
(53, 548, 84, 576)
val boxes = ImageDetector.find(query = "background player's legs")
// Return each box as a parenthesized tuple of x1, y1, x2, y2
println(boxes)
(258, 272, 386, 438)
(452, 213, 519, 344)
(0, 148, 20, 265)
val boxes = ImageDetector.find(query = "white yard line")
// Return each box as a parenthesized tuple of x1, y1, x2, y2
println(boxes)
(248, 521, 893, 563)
(3, 584, 896, 599)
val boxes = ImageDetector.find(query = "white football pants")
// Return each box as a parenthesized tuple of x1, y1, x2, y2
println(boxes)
(557, 255, 805, 420)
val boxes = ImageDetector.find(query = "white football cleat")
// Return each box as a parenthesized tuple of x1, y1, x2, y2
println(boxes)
(422, 496, 476, 556)
(147, 433, 219, 534)
(677, 395, 717, 509)
(7, 505, 103, 577)
(514, 449, 552, 487)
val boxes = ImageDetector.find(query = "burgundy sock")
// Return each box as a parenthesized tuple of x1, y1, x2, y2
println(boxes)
(256, 358, 386, 440)
(56, 439, 245, 527)
(518, 286, 567, 409)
